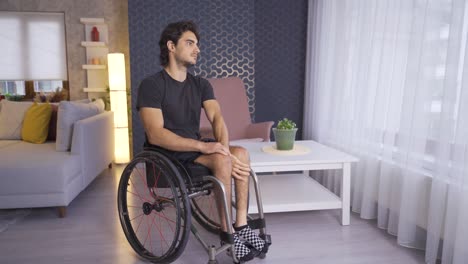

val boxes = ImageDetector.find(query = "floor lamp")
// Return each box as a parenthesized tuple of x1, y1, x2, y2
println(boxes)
(108, 53, 130, 164)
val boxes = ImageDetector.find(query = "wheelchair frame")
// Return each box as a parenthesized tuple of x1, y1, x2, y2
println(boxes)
(117, 149, 272, 264)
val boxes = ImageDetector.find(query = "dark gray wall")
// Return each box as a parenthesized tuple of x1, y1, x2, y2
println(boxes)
(128, 0, 307, 154)
(255, 0, 308, 140)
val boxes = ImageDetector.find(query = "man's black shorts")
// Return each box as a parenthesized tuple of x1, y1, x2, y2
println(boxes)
(144, 138, 216, 166)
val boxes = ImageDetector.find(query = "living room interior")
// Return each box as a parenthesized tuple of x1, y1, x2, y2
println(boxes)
(1, 0, 467, 264)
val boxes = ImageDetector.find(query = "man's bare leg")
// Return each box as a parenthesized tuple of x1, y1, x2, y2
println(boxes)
(230, 146, 250, 227)
(230, 146, 267, 255)
(195, 146, 264, 260)
(194, 153, 233, 232)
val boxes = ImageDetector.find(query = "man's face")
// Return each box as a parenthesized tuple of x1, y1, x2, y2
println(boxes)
(171, 31, 200, 67)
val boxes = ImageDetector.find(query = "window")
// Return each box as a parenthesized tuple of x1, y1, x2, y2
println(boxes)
(34, 80, 64, 93)
(0, 80, 25, 95)
(0, 11, 67, 95)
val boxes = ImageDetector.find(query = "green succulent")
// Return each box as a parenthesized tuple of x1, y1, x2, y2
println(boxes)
(5, 94, 24, 101)
(276, 118, 297, 130)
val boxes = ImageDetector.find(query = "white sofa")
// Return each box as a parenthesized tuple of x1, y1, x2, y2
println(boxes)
(0, 111, 114, 217)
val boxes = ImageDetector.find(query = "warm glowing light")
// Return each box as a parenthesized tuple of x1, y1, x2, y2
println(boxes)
(109, 91, 128, 128)
(114, 127, 130, 164)
(108, 53, 130, 164)
(108, 53, 126, 91)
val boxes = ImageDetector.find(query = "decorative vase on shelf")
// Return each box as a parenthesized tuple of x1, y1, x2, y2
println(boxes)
(91, 26, 100, 41)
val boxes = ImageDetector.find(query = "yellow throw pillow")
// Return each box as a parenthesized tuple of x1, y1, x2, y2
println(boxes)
(21, 103, 53, 144)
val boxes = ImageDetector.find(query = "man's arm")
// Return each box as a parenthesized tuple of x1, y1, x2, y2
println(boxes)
(140, 107, 229, 155)
(202, 99, 229, 147)
(203, 99, 251, 180)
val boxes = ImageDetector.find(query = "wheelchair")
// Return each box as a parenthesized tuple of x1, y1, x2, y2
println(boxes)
(117, 147, 272, 263)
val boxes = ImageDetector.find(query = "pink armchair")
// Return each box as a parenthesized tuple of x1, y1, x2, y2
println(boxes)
(200, 77, 274, 142)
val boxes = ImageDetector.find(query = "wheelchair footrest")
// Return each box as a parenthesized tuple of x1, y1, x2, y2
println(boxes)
(260, 233, 272, 246)
(219, 231, 235, 245)
(247, 218, 265, 230)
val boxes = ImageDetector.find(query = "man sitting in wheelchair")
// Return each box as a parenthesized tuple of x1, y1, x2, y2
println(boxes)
(136, 20, 269, 262)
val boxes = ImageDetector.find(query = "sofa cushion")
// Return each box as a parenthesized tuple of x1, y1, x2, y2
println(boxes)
(0, 141, 81, 195)
(21, 103, 53, 144)
(0, 101, 34, 140)
(0, 140, 21, 150)
(56, 99, 105, 151)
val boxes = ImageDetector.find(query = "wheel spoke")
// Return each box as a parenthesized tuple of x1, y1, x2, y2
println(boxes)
(130, 212, 144, 222)
(151, 165, 162, 189)
(127, 189, 151, 203)
(128, 177, 152, 203)
(159, 210, 176, 233)
(153, 210, 177, 225)
(152, 211, 170, 249)
(134, 166, 148, 187)
(148, 214, 154, 256)
(135, 212, 145, 233)
(158, 209, 164, 254)
(142, 214, 149, 247)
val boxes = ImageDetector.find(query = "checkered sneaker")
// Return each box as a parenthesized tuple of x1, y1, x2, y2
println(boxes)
(237, 225, 266, 253)
(233, 233, 256, 262)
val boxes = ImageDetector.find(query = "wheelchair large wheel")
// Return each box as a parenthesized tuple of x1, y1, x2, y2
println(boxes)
(191, 185, 221, 234)
(118, 152, 191, 263)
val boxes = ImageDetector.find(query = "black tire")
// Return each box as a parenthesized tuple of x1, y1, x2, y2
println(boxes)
(118, 152, 191, 263)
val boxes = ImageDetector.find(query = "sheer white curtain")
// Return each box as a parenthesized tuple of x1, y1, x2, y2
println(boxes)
(304, 0, 468, 263)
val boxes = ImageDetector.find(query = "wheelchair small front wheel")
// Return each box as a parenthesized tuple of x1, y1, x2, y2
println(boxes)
(117, 153, 191, 263)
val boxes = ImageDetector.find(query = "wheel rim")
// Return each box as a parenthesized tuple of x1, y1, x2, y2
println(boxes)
(191, 189, 221, 233)
(118, 156, 189, 262)
(191, 184, 249, 234)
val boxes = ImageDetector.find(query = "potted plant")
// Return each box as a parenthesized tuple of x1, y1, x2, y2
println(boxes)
(34, 88, 69, 103)
(272, 118, 298, 150)
(5, 93, 24, 101)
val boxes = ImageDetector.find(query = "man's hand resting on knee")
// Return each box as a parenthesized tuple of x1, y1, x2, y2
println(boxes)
(230, 155, 250, 181)
(199, 141, 250, 181)
(200, 142, 230, 156)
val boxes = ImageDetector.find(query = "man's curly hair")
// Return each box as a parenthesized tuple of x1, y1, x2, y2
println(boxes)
(159, 20, 200, 67)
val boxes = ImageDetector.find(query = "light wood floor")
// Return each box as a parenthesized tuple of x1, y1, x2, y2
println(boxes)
(0, 165, 425, 264)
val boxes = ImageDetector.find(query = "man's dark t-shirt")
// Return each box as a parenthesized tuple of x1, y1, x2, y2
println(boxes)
(136, 70, 215, 143)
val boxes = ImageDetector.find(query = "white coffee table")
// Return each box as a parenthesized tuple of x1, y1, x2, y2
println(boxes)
(236, 140, 358, 225)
